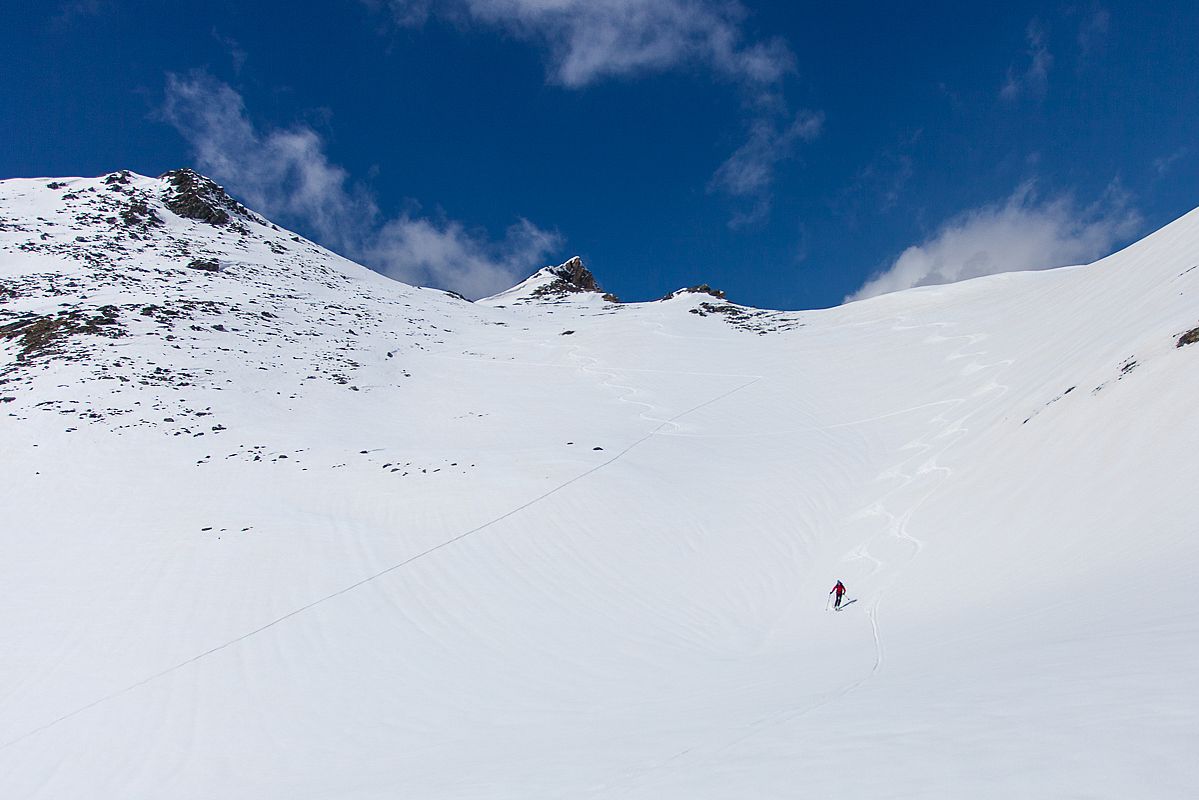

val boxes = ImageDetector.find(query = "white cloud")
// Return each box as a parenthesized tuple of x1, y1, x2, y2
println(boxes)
(161, 72, 559, 298)
(383, 0, 793, 89)
(846, 182, 1142, 303)
(376, 0, 814, 225)
(1152, 147, 1187, 176)
(1001, 20, 1053, 102)
(710, 110, 823, 227)
(366, 216, 563, 300)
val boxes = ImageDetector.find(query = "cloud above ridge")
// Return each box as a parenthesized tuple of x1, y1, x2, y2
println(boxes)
(380, 0, 794, 89)
(375, 0, 816, 225)
(161, 72, 559, 298)
(846, 182, 1141, 303)
(709, 109, 824, 227)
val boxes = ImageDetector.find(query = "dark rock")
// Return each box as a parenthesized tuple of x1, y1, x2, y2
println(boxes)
(529, 257, 619, 302)
(1178, 326, 1199, 348)
(120, 199, 163, 229)
(662, 284, 726, 301)
(0, 306, 126, 362)
(187, 258, 221, 273)
(159, 168, 260, 228)
(553, 257, 600, 292)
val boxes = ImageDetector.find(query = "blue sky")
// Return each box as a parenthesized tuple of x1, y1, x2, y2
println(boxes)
(3, 1, 1196, 307)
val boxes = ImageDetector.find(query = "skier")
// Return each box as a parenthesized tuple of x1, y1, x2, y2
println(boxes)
(830, 580, 847, 610)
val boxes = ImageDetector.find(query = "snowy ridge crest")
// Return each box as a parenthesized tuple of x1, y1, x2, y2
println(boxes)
(480, 256, 620, 305)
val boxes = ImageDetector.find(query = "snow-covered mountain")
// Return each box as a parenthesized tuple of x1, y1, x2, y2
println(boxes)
(2, 170, 1197, 799)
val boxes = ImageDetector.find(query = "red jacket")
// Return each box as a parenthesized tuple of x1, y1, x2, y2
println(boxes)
(832, 582, 846, 596)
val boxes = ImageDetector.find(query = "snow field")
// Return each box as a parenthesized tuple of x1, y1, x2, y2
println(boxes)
(1, 175, 1197, 797)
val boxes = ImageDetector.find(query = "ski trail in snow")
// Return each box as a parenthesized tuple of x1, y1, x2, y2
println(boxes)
(839, 323, 1013, 698)
(567, 346, 668, 428)
(0, 376, 761, 754)
(851, 325, 1013, 616)
(558, 337, 765, 433)
(602, 324, 1014, 797)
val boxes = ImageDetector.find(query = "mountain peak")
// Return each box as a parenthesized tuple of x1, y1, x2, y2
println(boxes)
(544, 256, 602, 294)
(661, 284, 727, 301)
(158, 168, 262, 228)
(480, 257, 620, 305)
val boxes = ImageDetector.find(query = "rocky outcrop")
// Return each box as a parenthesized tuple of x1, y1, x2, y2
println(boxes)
(530, 257, 619, 302)
(186, 258, 221, 273)
(661, 284, 726, 301)
(0, 306, 125, 364)
(159, 169, 261, 228)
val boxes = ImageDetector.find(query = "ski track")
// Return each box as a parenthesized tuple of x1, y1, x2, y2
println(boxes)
(597, 321, 1016, 797)
(851, 323, 1014, 677)
(0, 369, 761, 756)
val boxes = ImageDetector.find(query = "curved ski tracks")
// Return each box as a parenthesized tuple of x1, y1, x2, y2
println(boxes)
(597, 319, 1015, 796)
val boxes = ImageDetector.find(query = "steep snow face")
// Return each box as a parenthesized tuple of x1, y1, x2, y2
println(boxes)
(2, 173, 1198, 799)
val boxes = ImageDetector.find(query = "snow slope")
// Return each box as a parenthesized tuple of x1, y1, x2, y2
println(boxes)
(1, 171, 1197, 798)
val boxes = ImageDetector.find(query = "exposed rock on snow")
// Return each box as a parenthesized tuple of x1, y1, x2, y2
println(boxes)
(529, 256, 620, 302)
(0, 305, 125, 364)
(661, 283, 726, 300)
(186, 257, 221, 273)
(159, 168, 261, 228)
(484, 256, 620, 304)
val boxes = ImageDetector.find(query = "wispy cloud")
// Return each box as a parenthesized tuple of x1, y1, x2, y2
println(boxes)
(1001, 19, 1053, 102)
(846, 181, 1141, 303)
(381, 0, 793, 89)
(211, 29, 248, 74)
(374, 0, 816, 225)
(710, 110, 823, 227)
(834, 129, 921, 225)
(1077, 8, 1111, 61)
(1152, 147, 1187, 177)
(50, 0, 109, 27)
(161, 72, 559, 299)
(366, 216, 560, 300)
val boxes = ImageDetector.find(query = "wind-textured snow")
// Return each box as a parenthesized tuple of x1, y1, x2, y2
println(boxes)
(1, 171, 1197, 798)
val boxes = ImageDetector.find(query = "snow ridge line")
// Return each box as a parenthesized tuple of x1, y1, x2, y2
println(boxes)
(0, 376, 762, 753)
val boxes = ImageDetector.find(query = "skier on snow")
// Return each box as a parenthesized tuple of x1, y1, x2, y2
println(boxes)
(830, 580, 847, 610)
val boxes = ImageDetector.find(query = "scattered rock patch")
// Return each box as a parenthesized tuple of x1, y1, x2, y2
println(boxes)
(0, 306, 125, 362)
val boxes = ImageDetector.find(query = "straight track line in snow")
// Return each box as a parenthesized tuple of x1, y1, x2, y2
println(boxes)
(0, 376, 762, 754)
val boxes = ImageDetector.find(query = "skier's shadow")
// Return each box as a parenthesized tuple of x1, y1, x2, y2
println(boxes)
(835, 598, 858, 611)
